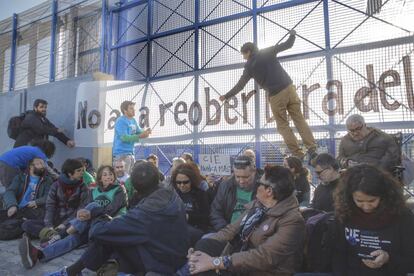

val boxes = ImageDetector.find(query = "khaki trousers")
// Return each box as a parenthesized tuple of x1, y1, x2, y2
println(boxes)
(269, 85, 317, 158)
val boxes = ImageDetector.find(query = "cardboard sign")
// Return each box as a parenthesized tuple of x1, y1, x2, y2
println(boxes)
(199, 154, 231, 176)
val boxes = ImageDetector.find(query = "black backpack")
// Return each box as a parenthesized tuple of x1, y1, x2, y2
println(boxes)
(301, 208, 336, 272)
(7, 113, 26, 140)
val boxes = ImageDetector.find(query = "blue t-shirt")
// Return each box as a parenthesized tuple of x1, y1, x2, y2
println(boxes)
(18, 175, 40, 208)
(113, 116, 142, 156)
(0, 146, 47, 170)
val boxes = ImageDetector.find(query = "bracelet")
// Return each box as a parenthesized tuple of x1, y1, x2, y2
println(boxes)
(222, 255, 232, 270)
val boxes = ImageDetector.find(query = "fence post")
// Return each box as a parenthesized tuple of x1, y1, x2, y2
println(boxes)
(323, 0, 336, 155)
(49, 0, 58, 82)
(100, 0, 108, 73)
(9, 13, 18, 92)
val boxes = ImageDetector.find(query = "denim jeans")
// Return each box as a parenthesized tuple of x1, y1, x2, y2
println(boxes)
(40, 202, 100, 262)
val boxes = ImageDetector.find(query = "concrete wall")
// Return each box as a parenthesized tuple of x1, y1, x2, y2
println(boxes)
(0, 91, 24, 153)
(0, 74, 96, 170)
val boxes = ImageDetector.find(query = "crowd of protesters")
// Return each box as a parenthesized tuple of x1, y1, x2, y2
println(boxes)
(0, 99, 413, 276)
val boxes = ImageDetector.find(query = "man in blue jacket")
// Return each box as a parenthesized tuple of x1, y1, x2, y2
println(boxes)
(43, 162, 189, 276)
(113, 100, 151, 174)
(219, 30, 317, 161)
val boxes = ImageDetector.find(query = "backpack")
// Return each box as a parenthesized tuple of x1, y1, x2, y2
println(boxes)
(7, 113, 26, 140)
(0, 218, 24, 240)
(301, 208, 336, 272)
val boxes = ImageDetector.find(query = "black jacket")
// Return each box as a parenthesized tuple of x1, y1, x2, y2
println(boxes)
(224, 33, 295, 99)
(332, 208, 414, 276)
(89, 188, 189, 274)
(310, 178, 339, 212)
(294, 172, 310, 204)
(14, 111, 70, 148)
(44, 174, 89, 227)
(176, 188, 210, 231)
(210, 172, 261, 231)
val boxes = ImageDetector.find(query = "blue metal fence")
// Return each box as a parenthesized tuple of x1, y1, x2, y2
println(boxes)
(0, 0, 413, 175)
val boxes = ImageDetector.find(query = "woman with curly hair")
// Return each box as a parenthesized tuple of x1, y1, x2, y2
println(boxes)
(172, 163, 210, 245)
(333, 164, 414, 276)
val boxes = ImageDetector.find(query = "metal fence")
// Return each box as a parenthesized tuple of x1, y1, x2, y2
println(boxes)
(0, 0, 103, 92)
(0, 0, 413, 181)
(106, 0, 414, 175)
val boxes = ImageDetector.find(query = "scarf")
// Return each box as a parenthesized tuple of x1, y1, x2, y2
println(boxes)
(58, 174, 82, 201)
(238, 204, 267, 251)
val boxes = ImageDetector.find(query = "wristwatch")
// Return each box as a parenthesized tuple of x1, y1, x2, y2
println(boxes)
(212, 257, 221, 273)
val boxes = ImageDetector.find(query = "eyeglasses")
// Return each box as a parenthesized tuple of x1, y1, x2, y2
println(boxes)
(175, 180, 190, 185)
(315, 168, 328, 176)
(348, 124, 364, 133)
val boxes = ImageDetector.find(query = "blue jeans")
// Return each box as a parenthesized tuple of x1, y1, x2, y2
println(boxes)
(41, 202, 100, 262)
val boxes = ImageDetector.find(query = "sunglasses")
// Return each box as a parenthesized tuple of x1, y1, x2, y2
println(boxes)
(257, 180, 273, 189)
(175, 180, 190, 185)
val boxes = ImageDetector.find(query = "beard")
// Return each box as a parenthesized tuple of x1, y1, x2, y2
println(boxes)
(33, 168, 45, 176)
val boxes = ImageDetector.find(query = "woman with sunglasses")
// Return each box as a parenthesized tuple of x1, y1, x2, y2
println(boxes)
(187, 165, 305, 276)
(172, 163, 210, 246)
(332, 164, 414, 275)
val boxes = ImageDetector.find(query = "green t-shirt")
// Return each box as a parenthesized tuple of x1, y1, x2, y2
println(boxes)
(231, 187, 253, 223)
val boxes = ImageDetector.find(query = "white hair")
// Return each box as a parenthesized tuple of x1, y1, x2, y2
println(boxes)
(346, 114, 365, 126)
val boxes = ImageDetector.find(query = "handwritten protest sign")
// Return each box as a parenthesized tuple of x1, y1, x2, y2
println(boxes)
(199, 154, 232, 176)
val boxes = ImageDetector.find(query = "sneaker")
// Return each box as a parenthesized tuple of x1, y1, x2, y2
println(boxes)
(41, 234, 61, 248)
(43, 267, 83, 276)
(97, 259, 118, 276)
(19, 233, 39, 269)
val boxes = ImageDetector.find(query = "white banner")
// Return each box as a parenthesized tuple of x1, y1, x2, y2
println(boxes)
(74, 81, 145, 147)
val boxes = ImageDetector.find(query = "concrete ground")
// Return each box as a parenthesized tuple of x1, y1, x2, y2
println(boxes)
(0, 239, 94, 276)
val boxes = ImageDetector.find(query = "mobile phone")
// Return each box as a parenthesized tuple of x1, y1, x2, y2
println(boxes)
(357, 253, 375, 260)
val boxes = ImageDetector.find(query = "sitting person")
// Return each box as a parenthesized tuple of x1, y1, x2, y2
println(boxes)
(0, 139, 55, 189)
(21, 159, 88, 240)
(0, 158, 53, 240)
(332, 164, 414, 275)
(284, 156, 311, 206)
(19, 165, 127, 268)
(187, 161, 209, 191)
(44, 162, 189, 276)
(310, 153, 340, 212)
(172, 163, 210, 245)
(113, 159, 129, 186)
(210, 155, 261, 231)
(243, 148, 264, 175)
(163, 157, 186, 188)
(337, 114, 400, 173)
(146, 153, 165, 182)
(188, 165, 305, 276)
